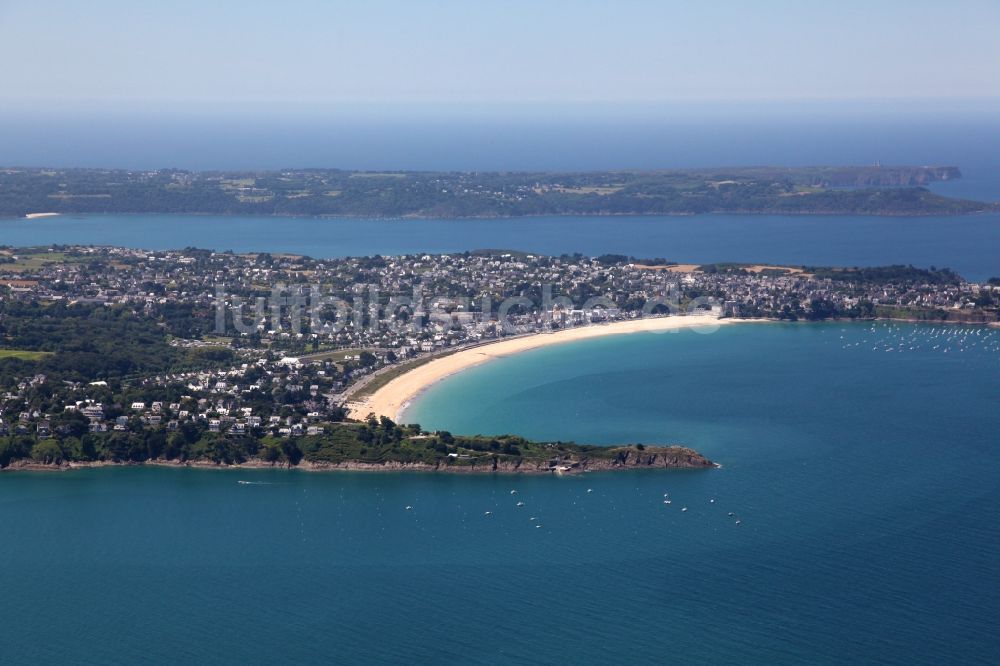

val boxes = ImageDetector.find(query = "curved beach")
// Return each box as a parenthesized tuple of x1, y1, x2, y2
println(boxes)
(347, 314, 728, 421)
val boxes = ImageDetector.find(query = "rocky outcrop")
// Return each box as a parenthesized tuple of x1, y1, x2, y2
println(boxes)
(597, 446, 717, 470)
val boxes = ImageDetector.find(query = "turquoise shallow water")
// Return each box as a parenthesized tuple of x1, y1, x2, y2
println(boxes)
(3, 322, 999, 664)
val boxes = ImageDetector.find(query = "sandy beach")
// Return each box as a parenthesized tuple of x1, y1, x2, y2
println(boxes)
(347, 314, 729, 421)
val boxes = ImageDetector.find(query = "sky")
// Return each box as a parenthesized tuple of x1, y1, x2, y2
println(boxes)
(1, 0, 999, 112)
(1, 0, 999, 170)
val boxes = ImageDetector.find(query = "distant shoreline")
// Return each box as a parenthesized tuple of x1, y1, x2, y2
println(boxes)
(347, 314, 731, 422)
(3, 207, 997, 223)
(2, 164, 991, 218)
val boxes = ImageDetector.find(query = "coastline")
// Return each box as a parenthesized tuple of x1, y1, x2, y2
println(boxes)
(347, 314, 730, 422)
(2, 445, 717, 475)
(3, 206, 995, 222)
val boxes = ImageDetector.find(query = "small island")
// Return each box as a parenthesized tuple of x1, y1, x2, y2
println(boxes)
(0, 165, 992, 217)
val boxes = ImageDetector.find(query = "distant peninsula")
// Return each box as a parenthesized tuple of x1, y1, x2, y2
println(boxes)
(0, 165, 992, 218)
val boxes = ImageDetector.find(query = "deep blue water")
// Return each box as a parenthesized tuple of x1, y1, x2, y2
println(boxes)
(404, 322, 1000, 663)
(2, 211, 999, 282)
(2, 116, 999, 663)
(3, 323, 998, 664)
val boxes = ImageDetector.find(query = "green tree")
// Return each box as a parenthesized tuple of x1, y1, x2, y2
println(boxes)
(31, 439, 64, 464)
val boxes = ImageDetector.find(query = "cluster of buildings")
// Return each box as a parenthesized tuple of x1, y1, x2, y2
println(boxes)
(3, 246, 995, 329)
(1, 246, 996, 444)
(0, 355, 349, 442)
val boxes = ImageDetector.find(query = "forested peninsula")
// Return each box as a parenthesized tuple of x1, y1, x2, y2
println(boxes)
(1, 165, 991, 218)
(2, 414, 715, 475)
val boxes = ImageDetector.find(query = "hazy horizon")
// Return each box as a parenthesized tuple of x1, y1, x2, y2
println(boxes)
(3, 106, 1000, 178)
(3, 1, 997, 172)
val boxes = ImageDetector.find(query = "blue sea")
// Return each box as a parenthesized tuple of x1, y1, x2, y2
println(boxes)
(3, 322, 999, 664)
(2, 211, 1000, 282)
(2, 114, 1000, 663)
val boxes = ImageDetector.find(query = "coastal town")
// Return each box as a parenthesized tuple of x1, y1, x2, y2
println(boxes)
(0, 244, 997, 467)
(7, 1, 1000, 662)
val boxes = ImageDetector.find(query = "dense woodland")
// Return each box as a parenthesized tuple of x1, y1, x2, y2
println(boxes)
(0, 301, 217, 385)
(0, 408, 668, 471)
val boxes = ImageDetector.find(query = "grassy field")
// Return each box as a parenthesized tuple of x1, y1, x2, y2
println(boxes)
(0, 349, 54, 361)
(3, 251, 84, 273)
